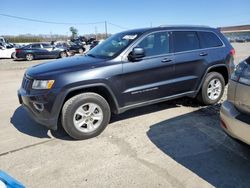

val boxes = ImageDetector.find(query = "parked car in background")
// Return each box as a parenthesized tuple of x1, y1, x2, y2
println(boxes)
(15, 43, 68, 61)
(0, 45, 16, 59)
(220, 56, 250, 145)
(0, 36, 8, 44)
(235, 37, 246, 43)
(86, 37, 96, 45)
(71, 37, 87, 45)
(245, 36, 250, 42)
(89, 39, 104, 49)
(227, 37, 236, 43)
(55, 41, 85, 54)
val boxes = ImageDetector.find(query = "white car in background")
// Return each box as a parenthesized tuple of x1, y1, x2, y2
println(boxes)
(0, 45, 16, 59)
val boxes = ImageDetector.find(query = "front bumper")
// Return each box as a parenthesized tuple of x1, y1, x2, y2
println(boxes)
(220, 100, 250, 145)
(18, 88, 61, 130)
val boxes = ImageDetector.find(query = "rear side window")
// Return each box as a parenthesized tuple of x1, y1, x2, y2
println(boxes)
(198, 31, 223, 48)
(42, 43, 52, 48)
(31, 44, 41, 48)
(172, 31, 200, 53)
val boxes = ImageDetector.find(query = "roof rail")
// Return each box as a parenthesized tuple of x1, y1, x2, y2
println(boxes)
(158, 25, 211, 28)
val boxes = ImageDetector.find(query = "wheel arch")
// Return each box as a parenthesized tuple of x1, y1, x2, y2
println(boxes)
(195, 64, 229, 96)
(207, 65, 229, 85)
(61, 84, 120, 115)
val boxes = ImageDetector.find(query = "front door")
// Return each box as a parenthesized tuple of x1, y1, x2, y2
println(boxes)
(121, 31, 175, 107)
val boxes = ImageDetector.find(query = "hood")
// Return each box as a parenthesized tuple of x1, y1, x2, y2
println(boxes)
(26, 55, 105, 78)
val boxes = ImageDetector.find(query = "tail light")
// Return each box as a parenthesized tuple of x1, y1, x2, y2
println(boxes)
(230, 48, 235, 57)
(16, 49, 21, 53)
(220, 119, 228, 129)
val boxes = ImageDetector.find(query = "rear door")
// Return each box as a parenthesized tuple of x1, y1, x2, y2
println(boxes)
(121, 31, 175, 106)
(31, 43, 43, 58)
(41, 43, 58, 58)
(198, 30, 225, 66)
(171, 31, 209, 93)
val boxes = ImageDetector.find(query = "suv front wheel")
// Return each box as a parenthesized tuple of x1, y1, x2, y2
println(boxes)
(197, 72, 225, 105)
(61, 93, 111, 139)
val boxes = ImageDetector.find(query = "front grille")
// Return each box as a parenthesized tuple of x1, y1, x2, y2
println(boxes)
(22, 75, 32, 90)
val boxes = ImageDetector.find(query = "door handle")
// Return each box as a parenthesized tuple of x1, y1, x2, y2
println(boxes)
(199, 52, 208, 56)
(161, 58, 172, 63)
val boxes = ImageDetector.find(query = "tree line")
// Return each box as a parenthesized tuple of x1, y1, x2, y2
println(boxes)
(2, 27, 111, 43)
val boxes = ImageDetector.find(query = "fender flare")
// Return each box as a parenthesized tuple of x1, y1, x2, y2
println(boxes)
(194, 64, 229, 96)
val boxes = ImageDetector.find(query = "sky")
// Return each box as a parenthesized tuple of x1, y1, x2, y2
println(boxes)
(1, 0, 250, 36)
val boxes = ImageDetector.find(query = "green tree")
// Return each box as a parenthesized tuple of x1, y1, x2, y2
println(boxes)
(69, 26, 78, 39)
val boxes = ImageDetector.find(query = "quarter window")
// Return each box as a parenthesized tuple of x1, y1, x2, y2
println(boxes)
(173, 31, 200, 53)
(198, 31, 223, 48)
(137, 32, 169, 57)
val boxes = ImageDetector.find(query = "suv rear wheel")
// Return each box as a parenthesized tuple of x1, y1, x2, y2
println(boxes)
(61, 93, 111, 139)
(197, 72, 225, 105)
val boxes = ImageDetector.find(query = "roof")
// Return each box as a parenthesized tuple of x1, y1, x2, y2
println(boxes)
(121, 25, 216, 34)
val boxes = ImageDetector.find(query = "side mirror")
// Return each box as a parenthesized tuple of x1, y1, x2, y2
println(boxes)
(128, 47, 145, 62)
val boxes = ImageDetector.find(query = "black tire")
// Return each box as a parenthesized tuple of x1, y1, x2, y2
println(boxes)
(26, 53, 34, 61)
(197, 72, 225, 105)
(79, 48, 85, 54)
(60, 51, 67, 58)
(11, 52, 15, 59)
(61, 93, 111, 140)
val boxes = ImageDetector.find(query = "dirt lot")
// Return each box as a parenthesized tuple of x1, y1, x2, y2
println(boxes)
(0, 43, 250, 188)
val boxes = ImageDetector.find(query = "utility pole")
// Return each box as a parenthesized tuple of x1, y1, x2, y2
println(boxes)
(105, 21, 108, 38)
(95, 26, 98, 40)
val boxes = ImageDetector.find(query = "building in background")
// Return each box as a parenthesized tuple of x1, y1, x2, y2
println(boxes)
(219, 25, 250, 42)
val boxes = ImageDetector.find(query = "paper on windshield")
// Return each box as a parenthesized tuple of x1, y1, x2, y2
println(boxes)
(122, 35, 137, 40)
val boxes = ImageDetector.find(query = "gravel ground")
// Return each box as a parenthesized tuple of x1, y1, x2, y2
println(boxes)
(0, 43, 249, 188)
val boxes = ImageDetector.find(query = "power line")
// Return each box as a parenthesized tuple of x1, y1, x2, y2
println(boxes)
(0, 13, 104, 25)
(0, 13, 129, 36)
(108, 22, 128, 30)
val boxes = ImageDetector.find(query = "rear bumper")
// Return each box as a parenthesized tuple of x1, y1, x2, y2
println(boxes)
(15, 52, 26, 59)
(220, 100, 250, 145)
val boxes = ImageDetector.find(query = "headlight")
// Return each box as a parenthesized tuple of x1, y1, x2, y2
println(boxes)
(32, 80, 55, 89)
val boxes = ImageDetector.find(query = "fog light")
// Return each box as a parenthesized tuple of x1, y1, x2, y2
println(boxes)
(220, 119, 227, 129)
(33, 102, 44, 112)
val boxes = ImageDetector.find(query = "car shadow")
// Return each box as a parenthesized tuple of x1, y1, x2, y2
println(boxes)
(110, 97, 204, 123)
(10, 106, 73, 140)
(147, 108, 250, 187)
(11, 97, 209, 140)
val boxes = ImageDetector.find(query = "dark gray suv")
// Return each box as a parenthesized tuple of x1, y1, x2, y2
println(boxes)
(18, 26, 235, 139)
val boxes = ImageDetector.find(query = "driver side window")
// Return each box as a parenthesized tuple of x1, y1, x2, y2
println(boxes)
(137, 31, 169, 57)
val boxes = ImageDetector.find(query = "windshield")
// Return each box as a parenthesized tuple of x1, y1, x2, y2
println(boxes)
(87, 31, 141, 59)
